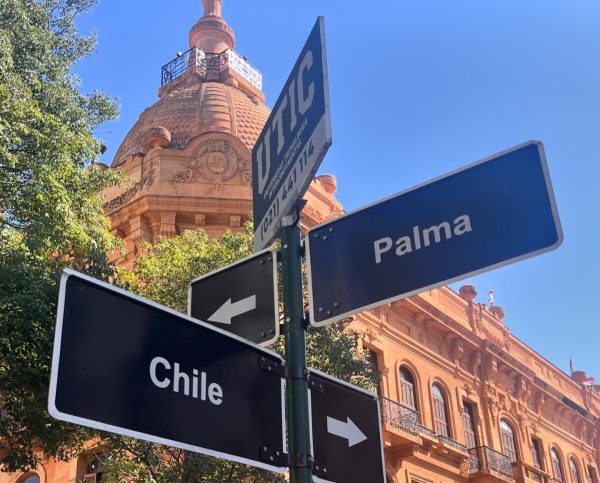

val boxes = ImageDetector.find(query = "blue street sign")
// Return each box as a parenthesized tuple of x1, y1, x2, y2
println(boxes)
(253, 17, 332, 251)
(49, 270, 287, 473)
(306, 141, 563, 326)
(309, 370, 385, 483)
(188, 249, 279, 346)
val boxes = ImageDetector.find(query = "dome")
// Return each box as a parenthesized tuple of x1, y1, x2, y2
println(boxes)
(111, 78, 269, 167)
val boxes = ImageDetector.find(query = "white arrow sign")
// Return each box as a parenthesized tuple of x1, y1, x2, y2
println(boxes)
(326, 416, 367, 447)
(208, 295, 257, 325)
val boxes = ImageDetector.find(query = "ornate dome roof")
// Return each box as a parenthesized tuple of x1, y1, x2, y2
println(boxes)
(111, 79, 269, 167)
(111, 0, 269, 167)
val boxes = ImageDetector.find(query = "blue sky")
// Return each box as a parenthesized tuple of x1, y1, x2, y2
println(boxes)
(76, 0, 600, 379)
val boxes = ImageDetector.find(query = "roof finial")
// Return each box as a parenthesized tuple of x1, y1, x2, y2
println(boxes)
(201, 0, 222, 17)
(190, 0, 234, 51)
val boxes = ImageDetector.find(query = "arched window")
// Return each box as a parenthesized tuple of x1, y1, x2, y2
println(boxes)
(551, 448, 564, 482)
(432, 383, 450, 437)
(500, 419, 518, 462)
(570, 458, 581, 483)
(399, 367, 416, 410)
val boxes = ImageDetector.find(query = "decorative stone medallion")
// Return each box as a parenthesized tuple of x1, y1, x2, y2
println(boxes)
(170, 139, 242, 187)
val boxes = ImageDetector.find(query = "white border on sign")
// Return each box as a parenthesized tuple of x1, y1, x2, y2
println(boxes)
(306, 140, 564, 327)
(187, 248, 280, 347)
(307, 368, 387, 483)
(48, 269, 287, 475)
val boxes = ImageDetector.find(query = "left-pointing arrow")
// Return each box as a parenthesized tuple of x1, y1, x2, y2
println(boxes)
(208, 295, 256, 325)
(326, 416, 367, 447)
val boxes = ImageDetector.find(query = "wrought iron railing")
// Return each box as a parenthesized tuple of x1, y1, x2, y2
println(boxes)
(438, 434, 468, 453)
(465, 446, 513, 478)
(160, 47, 262, 90)
(380, 397, 420, 435)
(161, 47, 206, 86)
(418, 424, 437, 439)
(380, 397, 464, 446)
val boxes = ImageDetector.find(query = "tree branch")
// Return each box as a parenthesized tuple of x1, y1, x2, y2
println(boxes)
(0, 218, 21, 230)
(120, 441, 159, 482)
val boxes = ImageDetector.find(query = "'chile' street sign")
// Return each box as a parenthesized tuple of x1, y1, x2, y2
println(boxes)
(306, 141, 563, 326)
(49, 270, 287, 473)
(252, 16, 332, 251)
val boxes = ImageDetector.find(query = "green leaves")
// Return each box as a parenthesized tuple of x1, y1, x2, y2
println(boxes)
(103, 224, 377, 480)
(0, 0, 119, 472)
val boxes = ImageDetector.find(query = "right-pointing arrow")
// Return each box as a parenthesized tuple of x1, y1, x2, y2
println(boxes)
(326, 416, 367, 447)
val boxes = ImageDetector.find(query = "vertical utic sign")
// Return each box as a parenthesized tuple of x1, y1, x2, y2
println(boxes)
(252, 17, 332, 251)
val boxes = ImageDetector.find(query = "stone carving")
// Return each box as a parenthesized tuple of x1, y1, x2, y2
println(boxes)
(103, 160, 158, 212)
(487, 396, 499, 424)
(170, 130, 190, 149)
(241, 164, 252, 185)
(451, 337, 465, 364)
(202, 0, 222, 17)
(533, 392, 546, 413)
(301, 204, 323, 223)
(327, 205, 344, 220)
(170, 139, 242, 187)
(483, 356, 499, 384)
(514, 375, 529, 401)
(498, 393, 507, 411)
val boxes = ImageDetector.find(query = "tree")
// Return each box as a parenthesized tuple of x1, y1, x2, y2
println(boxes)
(97, 225, 377, 481)
(0, 0, 119, 472)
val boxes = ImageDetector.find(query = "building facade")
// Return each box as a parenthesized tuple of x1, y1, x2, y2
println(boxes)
(3, 1, 599, 482)
(357, 284, 600, 483)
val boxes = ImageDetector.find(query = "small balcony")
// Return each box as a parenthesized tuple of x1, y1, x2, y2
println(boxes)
(435, 434, 469, 461)
(463, 446, 514, 482)
(160, 46, 263, 94)
(380, 397, 422, 447)
(380, 397, 469, 462)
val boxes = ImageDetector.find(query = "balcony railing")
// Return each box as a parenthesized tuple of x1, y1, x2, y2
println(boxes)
(380, 397, 467, 454)
(438, 434, 468, 453)
(380, 396, 420, 435)
(418, 424, 437, 440)
(465, 446, 513, 478)
(161, 47, 205, 86)
(160, 47, 262, 90)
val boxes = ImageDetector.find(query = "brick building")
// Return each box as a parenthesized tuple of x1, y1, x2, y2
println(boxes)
(3, 1, 599, 482)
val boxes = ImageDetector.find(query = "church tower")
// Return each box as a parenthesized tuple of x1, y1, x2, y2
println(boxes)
(102, 0, 342, 269)
(102, 2, 260, 267)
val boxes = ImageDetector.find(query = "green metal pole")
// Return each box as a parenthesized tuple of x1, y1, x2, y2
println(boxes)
(281, 218, 312, 483)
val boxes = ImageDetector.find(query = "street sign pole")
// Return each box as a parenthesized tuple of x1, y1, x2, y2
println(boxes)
(281, 207, 312, 483)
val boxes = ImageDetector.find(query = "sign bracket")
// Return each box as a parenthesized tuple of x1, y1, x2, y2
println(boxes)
(258, 356, 310, 381)
(259, 355, 286, 377)
(259, 445, 289, 468)
(289, 452, 314, 469)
